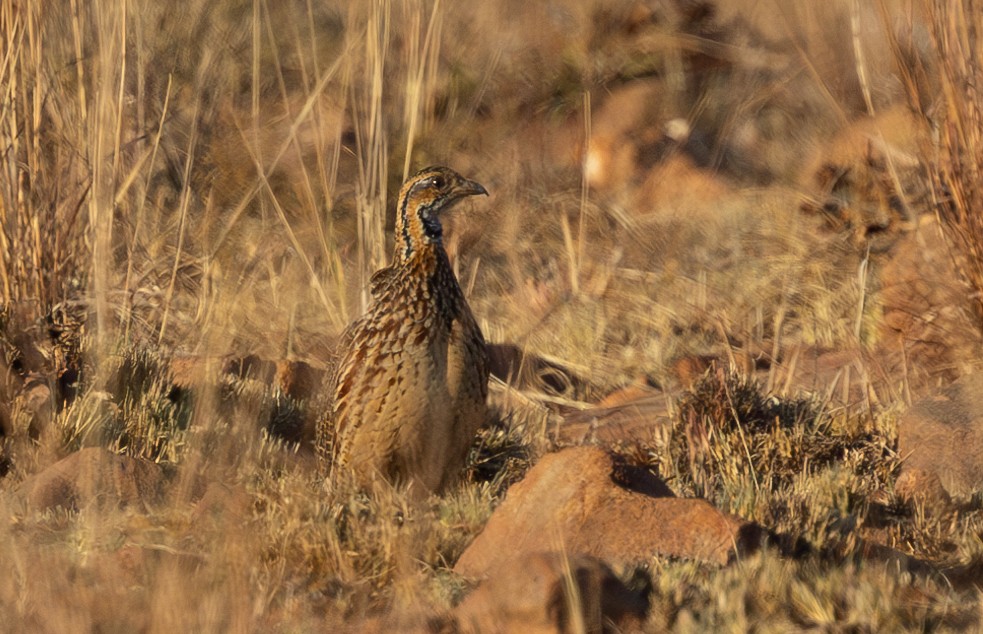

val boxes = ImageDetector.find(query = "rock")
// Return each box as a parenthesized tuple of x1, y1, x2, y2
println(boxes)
(13, 447, 165, 513)
(454, 551, 648, 634)
(853, 537, 937, 578)
(633, 153, 734, 217)
(593, 376, 661, 409)
(897, 372, 983, 502)
(275, 359, 323, 402)
(668, 355, 724, 391)
(455, 447, 766, 577)
(169, 354, 221, 388)
(20, 375, 54, 439)
(878, 215, 982, 386)
(583, 78, 665, 192)
(189, 481, 255, 532)
(559, 389, 672, 445)
(894, 467, 952, 510)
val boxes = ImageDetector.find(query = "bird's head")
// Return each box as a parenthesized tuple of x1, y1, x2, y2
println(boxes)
(395, 166, 488, 257)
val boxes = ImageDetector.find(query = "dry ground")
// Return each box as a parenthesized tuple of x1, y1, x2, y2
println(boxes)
(2, 0, 983, 630)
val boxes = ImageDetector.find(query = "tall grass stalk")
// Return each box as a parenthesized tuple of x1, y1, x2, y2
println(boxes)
(1, 2, 89, 309)
(352, 0, 391, 311)
(925, 0, 983, 334)
(86, 0, 127, 358)
(400, 0, 443, 181)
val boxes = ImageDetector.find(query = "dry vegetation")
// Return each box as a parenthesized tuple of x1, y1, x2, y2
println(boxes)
(1, 0, 983, 630)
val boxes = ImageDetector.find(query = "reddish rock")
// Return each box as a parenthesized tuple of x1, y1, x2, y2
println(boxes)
(454, 551, 648, 634)
(669, 355, 723, 391)
(595, 382, 654, 410)
(274, 359, 324, 401)
(897, 372, 983, 502)
(878, 215, 982, 386)
(559, 376, 676, 445)
(20, 375, 54, 439)
(583, 78, 663, 192)
(559, 390, 672, 445)
(454, 447, 766, 578)
(13, 447, 165, 513)
(894, 467, 953, 510)
(190, 481, 255, 531)
(169, 354, 220, 388)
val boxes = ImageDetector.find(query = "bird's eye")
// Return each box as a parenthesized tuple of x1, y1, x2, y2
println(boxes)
(430, 176, 445, 189)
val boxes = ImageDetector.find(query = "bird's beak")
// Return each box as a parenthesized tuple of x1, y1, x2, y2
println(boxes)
(455, 178, 489, 199)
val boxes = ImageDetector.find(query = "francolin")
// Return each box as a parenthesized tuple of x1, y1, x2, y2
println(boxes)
(317, 166, 490, 494)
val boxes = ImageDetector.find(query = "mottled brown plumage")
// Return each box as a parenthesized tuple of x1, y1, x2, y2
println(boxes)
(317, 166, 490, 493)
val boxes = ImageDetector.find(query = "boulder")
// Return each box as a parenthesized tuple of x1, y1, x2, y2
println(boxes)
(896, 372, 983, 503)
(454, 551, 648, 634)
(878, 215, 982, 386)
(455, 447, 766, 577)
(559, 387, 672, 445)
(189, 480, 255, 533)
(13, 447, 165, 513)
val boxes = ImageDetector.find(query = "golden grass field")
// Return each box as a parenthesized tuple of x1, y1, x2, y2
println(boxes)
(3, 0, 983, 630)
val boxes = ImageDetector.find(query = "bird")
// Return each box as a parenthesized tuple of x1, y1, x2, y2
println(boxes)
(317, 166, 490, 494)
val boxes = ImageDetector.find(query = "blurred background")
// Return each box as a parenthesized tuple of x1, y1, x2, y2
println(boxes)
(3, 0, 983, 629)
(2, 0, 961, 385)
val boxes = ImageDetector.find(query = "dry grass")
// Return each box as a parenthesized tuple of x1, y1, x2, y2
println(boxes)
(1, 0, 983, 630)
(924, 1, 983, 330)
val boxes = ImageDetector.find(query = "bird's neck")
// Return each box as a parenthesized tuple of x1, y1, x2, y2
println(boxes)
(393, 238, 450, 279)
(395, 221, 442, 261)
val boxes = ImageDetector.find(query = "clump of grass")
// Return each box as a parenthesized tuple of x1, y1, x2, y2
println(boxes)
(0, 5, 91, 311)
(463, 415, 535, 496)
(670, 369, 826, 496)
(610, 367, 901, 553)
(55, 347, 190, 463)
(645, 549, 978, 632)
